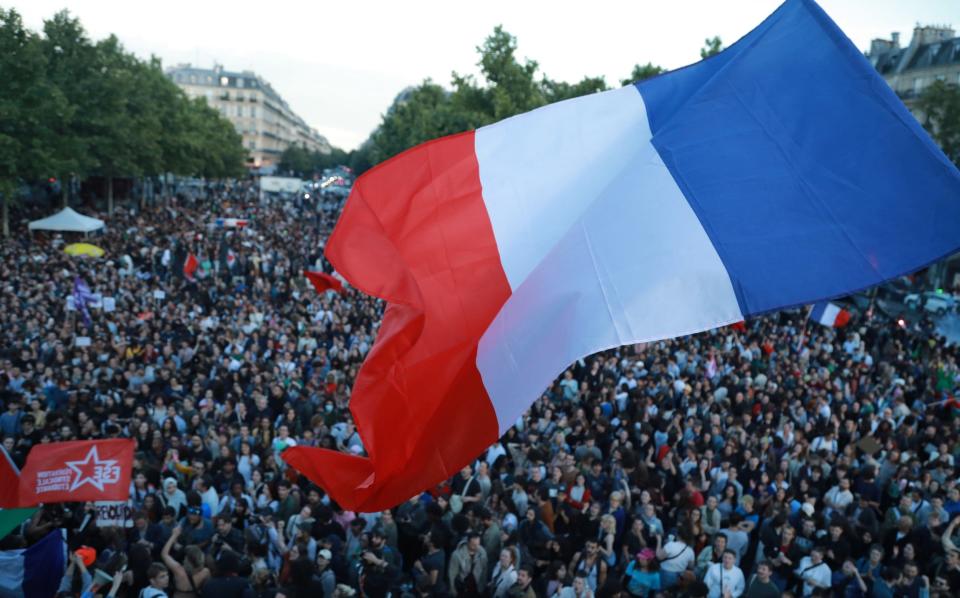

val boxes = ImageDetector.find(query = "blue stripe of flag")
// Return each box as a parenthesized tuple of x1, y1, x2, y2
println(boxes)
(636, 0, 960, 317)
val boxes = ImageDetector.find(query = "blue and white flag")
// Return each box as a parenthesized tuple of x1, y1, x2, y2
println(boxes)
(0, 530, 67, 598)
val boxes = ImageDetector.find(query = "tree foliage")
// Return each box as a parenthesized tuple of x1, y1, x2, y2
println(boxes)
(0, 8, 246, 233)
(917, 80, 960, 167)
(621, 62, 666, 86)
(277, 144, 365, 178)
(700, 36, 724, 59)
(365, 26, 613, 166)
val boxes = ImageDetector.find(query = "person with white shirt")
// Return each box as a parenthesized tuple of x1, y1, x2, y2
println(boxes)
(704, 550, 745, 598)
(795, 547, 831, 596)
(657, 531, 695, 590)
(824, 478, 854, 516)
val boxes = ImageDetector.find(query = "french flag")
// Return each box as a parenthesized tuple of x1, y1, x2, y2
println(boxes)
(810, 301, 852, 328)
(283, 0, 960, 511)
(214, 218, 249, 228)
(0, 531, 66, 598)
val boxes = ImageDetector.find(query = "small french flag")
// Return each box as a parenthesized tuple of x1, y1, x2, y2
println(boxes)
(810, 301, 851, 328)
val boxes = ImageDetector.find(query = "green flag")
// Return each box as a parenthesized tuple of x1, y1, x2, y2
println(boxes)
(0, 508, 37, 540)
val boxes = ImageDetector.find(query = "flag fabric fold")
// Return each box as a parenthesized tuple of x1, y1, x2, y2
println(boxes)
(304, 270, 344, 294)
(0, 530, 67, 598)
(284, 0, 960, 512)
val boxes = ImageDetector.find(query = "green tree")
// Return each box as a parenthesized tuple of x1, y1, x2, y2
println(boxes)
(541, 75, 608, 103)
(40, 11, 103, 206)
(278, 144, 313, 176)
(0, 8, 71, 236)
(371, 81, 478, 164)
(621, 62, 665, 86)
(92, 35, 154, 214)
(368, 26, 609, 164)
(916, 80, 960, 166)
(700, 36, 724, 59)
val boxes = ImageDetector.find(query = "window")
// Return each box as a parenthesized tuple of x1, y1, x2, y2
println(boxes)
(250, 107, 257, 118)
(237, 78, 245, 88)
(913, 77, 924, 93)
(237, 106, 243, 118)
(190, 75, 196, 84)
(220, 76, 229, 86)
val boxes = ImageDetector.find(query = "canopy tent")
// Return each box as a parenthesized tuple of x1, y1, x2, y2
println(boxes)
(28, 208, 105, 233)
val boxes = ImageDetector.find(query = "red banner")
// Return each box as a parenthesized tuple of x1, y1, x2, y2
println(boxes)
(18, 439, 134, 506)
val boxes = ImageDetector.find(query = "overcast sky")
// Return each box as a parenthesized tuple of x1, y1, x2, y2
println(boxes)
(9, 0, 959, 150)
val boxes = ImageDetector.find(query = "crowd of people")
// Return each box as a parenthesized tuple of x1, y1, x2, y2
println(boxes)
(1, 183, 960, 598)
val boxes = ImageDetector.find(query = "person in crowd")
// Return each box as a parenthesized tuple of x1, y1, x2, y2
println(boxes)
(1, 185, 958, 598)
(704, 549, 745, 598)
(743, 561, 780, 598)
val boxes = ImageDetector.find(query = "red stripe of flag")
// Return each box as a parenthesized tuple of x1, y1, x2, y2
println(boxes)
(304, 270, 344, 294)
(283, 131, 511, 512)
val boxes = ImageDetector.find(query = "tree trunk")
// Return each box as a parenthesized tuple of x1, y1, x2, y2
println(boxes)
(62, 176, 69, 208)
(107, 176, 114, 215)
(2, 194, 9, 238)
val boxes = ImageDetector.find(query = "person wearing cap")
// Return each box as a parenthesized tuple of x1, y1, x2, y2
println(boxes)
(622, 548, 660, 598)
(179, 506, 214, 551)
(316, 549, 336, 598)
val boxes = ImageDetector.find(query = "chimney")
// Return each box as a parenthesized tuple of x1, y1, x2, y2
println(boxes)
(891, 31, 900, 46)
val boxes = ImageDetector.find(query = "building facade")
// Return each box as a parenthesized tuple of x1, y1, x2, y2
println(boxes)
(867, 25, 960, 107)
(867, 25, 960, 289)
(166, 64, 331, 170)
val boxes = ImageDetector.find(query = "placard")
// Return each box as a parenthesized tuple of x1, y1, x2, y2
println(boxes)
(94, 501, 134, 528)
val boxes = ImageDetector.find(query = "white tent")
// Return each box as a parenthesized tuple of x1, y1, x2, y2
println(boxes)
(28, 207, 105, 233)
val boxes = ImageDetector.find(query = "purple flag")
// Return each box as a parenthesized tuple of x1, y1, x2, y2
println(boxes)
(73, 276, 94, 326)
